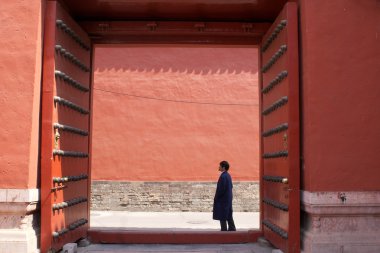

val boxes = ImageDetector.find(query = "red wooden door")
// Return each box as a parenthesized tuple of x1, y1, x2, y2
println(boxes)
(40, 1, 92, 252)
(260, 2, 300, 253)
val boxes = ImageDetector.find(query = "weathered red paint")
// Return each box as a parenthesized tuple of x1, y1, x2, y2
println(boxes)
(299, 0, 380, 191)
(88, 229, 261, 244)
(0, 0, 44, 189)
(92, 45, 260, 181)
(2, 0, 378, 252)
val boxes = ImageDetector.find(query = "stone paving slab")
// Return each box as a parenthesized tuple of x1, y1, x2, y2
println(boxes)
(77, 243, 274, 253)
(90, 211, 259, 230)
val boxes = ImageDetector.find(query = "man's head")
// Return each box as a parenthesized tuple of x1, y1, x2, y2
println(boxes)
(219, 161, 230, 171)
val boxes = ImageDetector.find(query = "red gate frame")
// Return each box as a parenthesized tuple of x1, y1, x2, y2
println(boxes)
(41, 1, 300, 250)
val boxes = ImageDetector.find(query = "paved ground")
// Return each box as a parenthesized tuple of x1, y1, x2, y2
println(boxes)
(77, 243, 274, 253)
(76, 212, 276, 253)
(90, 211, 260, 230)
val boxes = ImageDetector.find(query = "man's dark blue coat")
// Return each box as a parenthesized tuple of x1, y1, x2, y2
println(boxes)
(213, 171, 233, 221)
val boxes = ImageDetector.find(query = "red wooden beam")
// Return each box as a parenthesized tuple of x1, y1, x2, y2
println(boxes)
(79, 21, 271, 44)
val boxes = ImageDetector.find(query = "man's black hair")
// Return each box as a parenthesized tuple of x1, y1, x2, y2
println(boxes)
(220, 161, 230, 171)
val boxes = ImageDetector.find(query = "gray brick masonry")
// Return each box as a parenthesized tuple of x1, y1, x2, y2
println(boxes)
(91, 181, 259, 212)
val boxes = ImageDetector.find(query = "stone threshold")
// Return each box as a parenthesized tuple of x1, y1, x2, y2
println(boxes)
(88, 228, 262, 244)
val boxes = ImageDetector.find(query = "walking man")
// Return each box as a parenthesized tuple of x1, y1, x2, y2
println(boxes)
(213, 161, 236, 231)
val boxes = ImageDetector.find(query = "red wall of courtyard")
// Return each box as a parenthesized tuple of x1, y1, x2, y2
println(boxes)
(91, 46, 260, 181)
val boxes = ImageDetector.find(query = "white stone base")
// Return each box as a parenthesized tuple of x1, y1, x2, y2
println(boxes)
(0, 229, 39, 253)
(0, 189, 40, 253)
(301, 191, 380, 253)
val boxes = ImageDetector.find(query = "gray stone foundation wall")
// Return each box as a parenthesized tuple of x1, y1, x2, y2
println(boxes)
(91, 181, 259, 212)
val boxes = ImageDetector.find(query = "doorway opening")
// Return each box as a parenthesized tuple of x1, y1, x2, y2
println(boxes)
(90, 44, 261, 231)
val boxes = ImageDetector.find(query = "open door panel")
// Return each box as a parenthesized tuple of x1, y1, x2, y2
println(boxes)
(260, 2, 300, 253)
(40, 1, 92, 252)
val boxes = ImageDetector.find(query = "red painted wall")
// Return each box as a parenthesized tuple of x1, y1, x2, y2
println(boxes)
(92, 45, 259, 181)
(300, 0, 380, 191)
(3, 0, 377, 191)
(0, 0, 43, 189)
